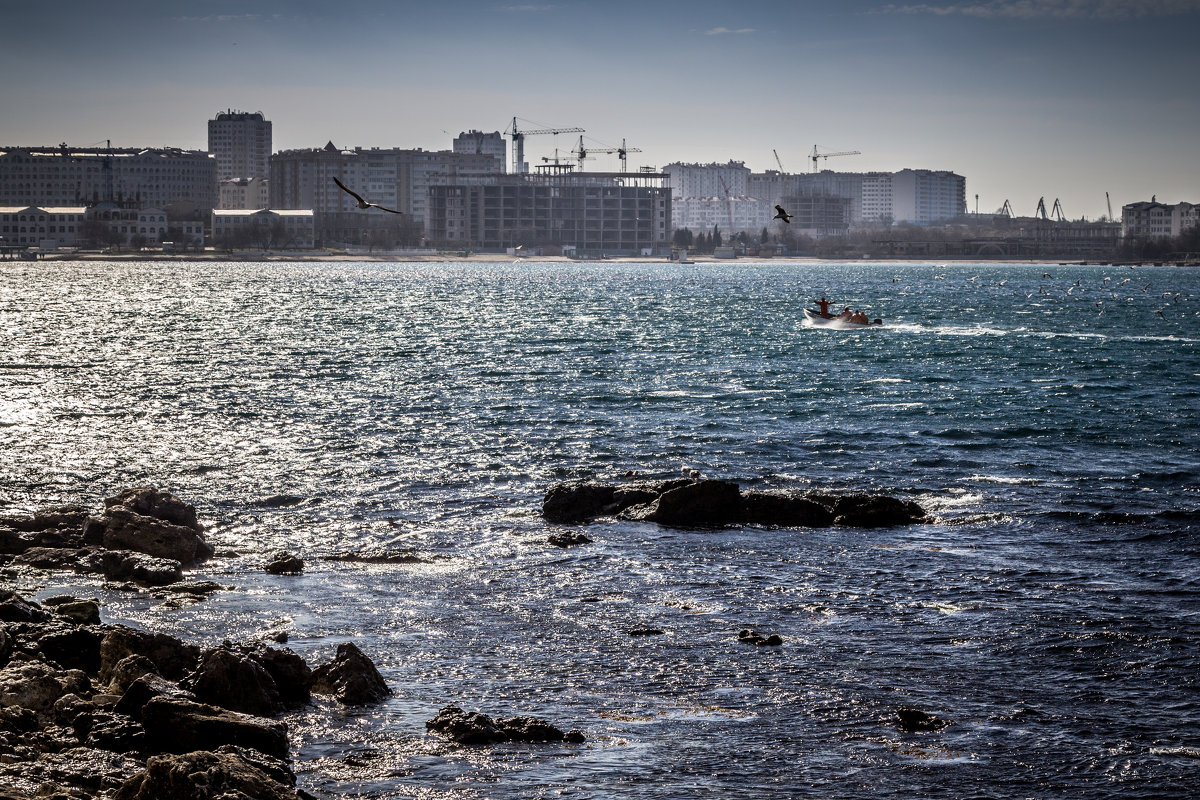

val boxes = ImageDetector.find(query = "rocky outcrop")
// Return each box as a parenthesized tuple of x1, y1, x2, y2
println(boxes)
(311, 642, 390, 705)
(264, 550, 304, 575)
(114, 747, 307, 800)
(99, 495, 212, 567)
(140, 697, 289, 759)
(542, 478, 928, 529)
(99, 627, 200, 683)
(737, 629, 783, 647)
(425, 705, 585, 745)
(895, 706, 950, 733)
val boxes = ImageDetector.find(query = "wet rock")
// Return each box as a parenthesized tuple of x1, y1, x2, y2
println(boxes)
(185, 645, 283, 717)
(97, 550, 183, 586)
(323, 549, 427, 564)
(139, 696, 289, 759)
(51, 693, 94, 727)
(631, 480, 744, 527)
(0, 746, 145, 798)
(547, 531, 592, 548)
(542, 481, 616, 523)
(0, 528, 32, 555)
(0, 506, 90, 535)
(264, 550, 304, 575)
(78, 710, 146, 753)
(36, 626, 103, 673)
(627, 628, 665, 636)
(426, 705, 585, 745)
(103, 487, 199, 531)
(51, 600, 100, 626)
(311, 642, 390, 705)
(737, 629, 783, 647)
(895, 706, 950, 733)
(99, 627, 199, 684)
(827, 494, 928, 528)
(12, 547, 90, 571)
(251, 644, 312, 708)
(741, 491, 835, 527)
(97, 488, 211, 567)
(114, 748, 303, 800)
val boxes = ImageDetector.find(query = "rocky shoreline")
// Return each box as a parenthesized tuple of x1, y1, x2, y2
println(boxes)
(0, 488, 585, 799)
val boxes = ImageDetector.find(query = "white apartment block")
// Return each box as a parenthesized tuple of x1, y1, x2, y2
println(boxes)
(454, 131, 506, 173)
(220, 177, 269, 210)
(208, 110, 272, 182)
(891, 169, 966, 225)
(0, 147, 217, 211)
(665, 161, 751, 202)
(1122, 200, 1200, 238)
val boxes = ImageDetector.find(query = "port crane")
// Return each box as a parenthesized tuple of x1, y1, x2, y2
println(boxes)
(1050, 198, 1066, 222)
(1106, 191, 1114, 222)
(505, 117, 584, 174)
(773, 149, 787, 172)
(572, 136, 642, 172)
(1035, 197, 1048, 220)
(810, 144, 860, 172)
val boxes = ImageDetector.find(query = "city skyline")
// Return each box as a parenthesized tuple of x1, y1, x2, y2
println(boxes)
(2, 0, 1197, 222)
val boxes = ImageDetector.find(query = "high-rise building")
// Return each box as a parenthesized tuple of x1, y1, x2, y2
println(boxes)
(208, 110, 272, 182)
(454, 131, 506, 174)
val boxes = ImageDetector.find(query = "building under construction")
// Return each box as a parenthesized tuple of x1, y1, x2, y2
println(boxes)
(426, 167, 671, 255)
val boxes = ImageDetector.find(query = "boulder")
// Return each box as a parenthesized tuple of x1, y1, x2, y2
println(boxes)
(12, 547, 89, 571)
(311, 642, 390, 705)
(106, 654, 160, 694)
(0, 661, 90, 713)
(0, 592, 50, 623)
(0, 505, 90, 534)
(251, 644, 312, 708)
(741, 491, 835, 527)
(426, 705, 585, 745)
(99, 627, 199, 684)
(542, 481, 616, 523)
(185, 645, 283, 717)
(547, 531, 592, 548)
(36, 625, 104, 673)
(52, 599, 101, 626)
(104, 488, 199, 531)
(634, 480, 743, 527)
(264, 550, 303, 575)
(98, 550, 183, 586)
(0, 528, 31, 556)
(112, 674, 194, 722)
(77, 710, 146, 753)
(99, 506, 212, 568)
(114, 748, 303, 800)
(828, 495, 928, 528)
(139, 696, 289, 759)
(737, 629, 783, 647)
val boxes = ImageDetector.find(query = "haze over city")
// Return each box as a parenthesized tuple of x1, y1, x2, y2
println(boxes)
(2, 0, 1197, 221)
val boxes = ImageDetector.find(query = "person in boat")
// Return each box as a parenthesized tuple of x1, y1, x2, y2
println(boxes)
(853, 310, 870, 324)
(839, 306, 853, 319)
(814, 296, 832, 318)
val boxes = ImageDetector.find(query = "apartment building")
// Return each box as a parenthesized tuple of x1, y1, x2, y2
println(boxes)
(208, 110, 271, 182)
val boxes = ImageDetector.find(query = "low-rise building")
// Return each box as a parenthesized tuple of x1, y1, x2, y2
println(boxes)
(0, 205, 87, 248)
(211, 209, 314, 249)
(1120, 200, 1200, 239)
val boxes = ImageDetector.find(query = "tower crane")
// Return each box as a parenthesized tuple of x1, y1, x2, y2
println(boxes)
(1050, 198, 1066, 222)
(505, 117, 584, 174)
(572, 136, 642, 172)
(773, 149, 786, 172)
(810, 144, 860, 173)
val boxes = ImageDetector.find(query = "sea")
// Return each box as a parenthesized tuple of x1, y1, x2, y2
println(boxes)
(2, 258, 1198, 799)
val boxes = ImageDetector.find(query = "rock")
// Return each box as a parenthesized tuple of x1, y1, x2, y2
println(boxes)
(112, 674, 194, 721)
(99, 506, 212, 568)
(103, 488, 199, 531)
(635, 480, 743, 527)
(78, 710, 146, 753)
(106, 655, 160, 694)
(323, 549, 427, 564)
(425, 705, 585, 745)
(627, 628, 665, 636)
(741, 491, 835, 527)
(250, 645, 312, 708)
(0, 506, 90, 535)
(737, 629, 783, 647)
(0, 592, 49, 623)
(0, 528, 32, 555)
(0, 745, 145, 798)
(311, 642, 390, 705)
(99, 627, 199, 684)
(12, 547, 89, 571)
(827, 494, 928, 528)
(0, 662, 90, 713)
(264, 550, 303, 575)
(36, 626, 103, 673)
(542, 481, 616, 523)
(547, 531, 592, 548)
(98, 550, 183, 586)
(139, 696, 289, 759)
(895, 706, 950, 733)
(185, 645, 283, 717)
(114, 748, 304, 800)
(51, 600, 101, 626)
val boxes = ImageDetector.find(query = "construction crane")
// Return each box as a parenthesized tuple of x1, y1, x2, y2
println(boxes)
(810, 144, 860, 173)
(997, 199, 1014, 218)
(572, 136, 642, 172)
(1051, 198, 1066, 222)
(505, 117, 584, 174)
(1035, 197, 1048, 220)
(773, 149, 786, 172)
(1106, 191, 1114, 222)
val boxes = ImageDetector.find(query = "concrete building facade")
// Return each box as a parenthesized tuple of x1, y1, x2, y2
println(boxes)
(208, 110, 271, 182)
(0, 146, 217, 212)
(1122, 200, 1200, 239)
(0, 206, 86, 248)
(454, 131, 506, 173)
(212, 208, 314, 249)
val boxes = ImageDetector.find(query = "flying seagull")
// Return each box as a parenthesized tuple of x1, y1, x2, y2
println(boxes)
(333, 177, 402, 214)
(773, 205, 793, 224)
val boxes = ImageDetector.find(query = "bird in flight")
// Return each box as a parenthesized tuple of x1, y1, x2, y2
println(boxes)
(773, 205, 793, 224)
(333, 177, 402, 214)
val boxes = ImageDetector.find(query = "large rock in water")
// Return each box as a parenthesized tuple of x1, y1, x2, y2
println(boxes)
(827, 494, 928, 528)
(425, 705, 585, 745)
(97, 488, 213, 567)
(185, 645, 285, 717)
(542, 481, 616, 523)
(311, 642, 390, 705)
(99, 626, 200, 683)
(741, 491, 835, 527)
(626, 480, 743, 527)
(140, 697, 289, 759)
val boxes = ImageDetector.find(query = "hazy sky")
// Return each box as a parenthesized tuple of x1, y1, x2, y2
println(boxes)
(2, 0, 1197, 220)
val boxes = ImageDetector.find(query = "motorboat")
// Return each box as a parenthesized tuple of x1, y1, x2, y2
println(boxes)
(804, 308, 883, 327)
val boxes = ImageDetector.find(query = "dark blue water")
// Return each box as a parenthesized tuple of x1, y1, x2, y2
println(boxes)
(3, 260, 1199, 798)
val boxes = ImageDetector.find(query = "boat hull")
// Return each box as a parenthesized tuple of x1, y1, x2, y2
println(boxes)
(804, 308, 883, 326)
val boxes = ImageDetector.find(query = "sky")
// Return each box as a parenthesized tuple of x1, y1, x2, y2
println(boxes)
(2, 0, 1198, 221)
